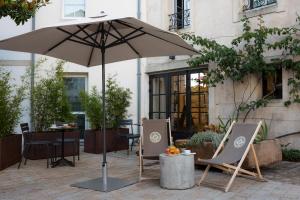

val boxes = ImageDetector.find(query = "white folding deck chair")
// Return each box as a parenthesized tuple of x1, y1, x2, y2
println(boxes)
(198, 121, 264, 192)
(139, 118, 172, 181)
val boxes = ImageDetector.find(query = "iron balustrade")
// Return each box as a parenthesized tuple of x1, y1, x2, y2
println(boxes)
(169, 9, 190, 31)
(244, 0, 277, 11)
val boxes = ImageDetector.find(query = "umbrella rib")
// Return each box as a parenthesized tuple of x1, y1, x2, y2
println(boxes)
(105, 26, 143, 48)
(68, 38, 99, 48)
(57, 27, 95, 47)
(104, 22, 112, 45)
(115, 20, 199, 54)
(106, 32, 145, 49)
(46, 24, 90, 54)
(108, 22, 141, 57)
(87, 22, 102, 67)
(82, 26, 112, 41)
(77, 25, 101, 46)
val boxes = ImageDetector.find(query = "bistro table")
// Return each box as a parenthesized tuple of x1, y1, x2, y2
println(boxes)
(50, 125, 77, 167)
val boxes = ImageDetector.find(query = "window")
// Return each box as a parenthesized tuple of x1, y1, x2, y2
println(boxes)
(149, 68, 209, 139)
(169, 0, 191, 30)
(64, 76, 87, 138)
(244, 0, 277, 11)
(64, 0, 85, 18)
(262, 67, 282, 99)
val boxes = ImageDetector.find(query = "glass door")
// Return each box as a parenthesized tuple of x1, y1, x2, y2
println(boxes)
(64, 76, 87, 139)
(170, 73, 187, 131)
(149, 68, 209, 139)
(190, 71, 208, 132)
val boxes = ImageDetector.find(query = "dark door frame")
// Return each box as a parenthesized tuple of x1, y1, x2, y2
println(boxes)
(149, 67, 208, 138)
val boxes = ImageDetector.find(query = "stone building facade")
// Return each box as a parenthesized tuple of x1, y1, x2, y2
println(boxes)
(144, 0, 300, 147)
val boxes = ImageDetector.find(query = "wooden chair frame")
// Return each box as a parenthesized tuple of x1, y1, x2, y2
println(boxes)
(198, 121, 264, 192)
(139, 118, 172, 181)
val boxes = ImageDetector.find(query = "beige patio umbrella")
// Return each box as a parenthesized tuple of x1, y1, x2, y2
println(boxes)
(0, 16, 198, 192)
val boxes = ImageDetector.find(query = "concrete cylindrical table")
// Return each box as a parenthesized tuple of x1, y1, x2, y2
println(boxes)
(160, 153, 195, 189)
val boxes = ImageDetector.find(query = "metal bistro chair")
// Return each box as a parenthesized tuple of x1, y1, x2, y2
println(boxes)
(18, 123, 53, 168)
(118, 119, 141, 154)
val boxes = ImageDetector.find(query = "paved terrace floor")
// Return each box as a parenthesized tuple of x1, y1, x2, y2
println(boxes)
(1, 149, 300, 200)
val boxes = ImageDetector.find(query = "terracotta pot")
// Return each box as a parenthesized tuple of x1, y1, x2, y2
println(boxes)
(243, 139, 282, 169)
(84, 128, 129, 154)
(0, 134, 22, 170)
(187, 142, 216, 165)
(24, 131, 80, 160)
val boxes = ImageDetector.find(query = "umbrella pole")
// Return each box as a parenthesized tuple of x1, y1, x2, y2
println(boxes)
(101, 48, 107, 191)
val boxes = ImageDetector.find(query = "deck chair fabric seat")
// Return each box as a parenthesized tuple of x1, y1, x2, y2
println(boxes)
(199, 124, 259, 165)
(142, 119, 169, 157)
(198, 121, 264, 192)
(139, 118, 172, 181)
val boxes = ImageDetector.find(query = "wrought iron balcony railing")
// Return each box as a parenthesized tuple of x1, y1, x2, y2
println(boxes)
(243, 0, 277, 11)
(169, 9, 190, 31)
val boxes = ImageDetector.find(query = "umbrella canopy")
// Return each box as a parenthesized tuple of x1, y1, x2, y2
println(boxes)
(0, 16, 197, 66)
(0, 16, 198, 192)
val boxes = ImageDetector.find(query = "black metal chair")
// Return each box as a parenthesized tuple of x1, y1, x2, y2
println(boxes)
(118, 119, 140, 154)
(18, 123, 52, 168)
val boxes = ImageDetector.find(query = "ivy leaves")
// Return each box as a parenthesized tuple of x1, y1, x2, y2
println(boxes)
(183, 15, 300, 114)
(0, 0, 49, 25)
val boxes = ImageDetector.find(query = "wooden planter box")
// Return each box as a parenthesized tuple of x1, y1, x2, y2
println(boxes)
(0, 134, 22, 170)
(243, 139, 282, 169)
(187, 142, 216, 165)
(84, 128, 129, 154)
(187, 139, 282, 168)
(24, 131, 80, 160)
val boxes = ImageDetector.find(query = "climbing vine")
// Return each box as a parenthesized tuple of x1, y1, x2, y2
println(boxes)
(0, 0, 49, 25)
(182, 16, 300, 121)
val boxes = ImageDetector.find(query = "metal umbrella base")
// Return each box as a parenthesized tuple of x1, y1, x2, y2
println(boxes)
(71, 177, 138, 192)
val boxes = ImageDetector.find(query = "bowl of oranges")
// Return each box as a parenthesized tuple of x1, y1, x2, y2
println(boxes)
(165, 146, 180, 156)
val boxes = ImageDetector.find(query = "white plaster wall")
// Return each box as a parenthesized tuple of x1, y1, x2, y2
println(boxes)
(34, 0, 143, 129)
(0, 17, 32, 133)
(0, 0, 148, 132)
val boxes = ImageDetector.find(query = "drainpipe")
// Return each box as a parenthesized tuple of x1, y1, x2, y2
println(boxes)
(30, 16, 36, 130)
(137, 0, 141, 133)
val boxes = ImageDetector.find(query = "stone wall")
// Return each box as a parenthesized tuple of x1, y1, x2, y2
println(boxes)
(145, 0, 300, 146)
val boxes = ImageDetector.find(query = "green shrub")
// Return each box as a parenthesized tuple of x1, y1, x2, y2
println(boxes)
(79, 87, 103, 130)
(187, 131, 225, 148)
(255, 121, 269, 143)
(0, 69, 24, 138)
(31, 60, 73, 131)
(106, 77, 132, 128)
(79, 76, 132, 129)
(282, 148, 300, 162)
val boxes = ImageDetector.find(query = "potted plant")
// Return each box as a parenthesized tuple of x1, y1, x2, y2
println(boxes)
(243, 121, 282, 169)
(186, 130, 225, 165)
(81, 77, 132, 154)
(24, 59, 79, 160)
(0, 70, 23, 170)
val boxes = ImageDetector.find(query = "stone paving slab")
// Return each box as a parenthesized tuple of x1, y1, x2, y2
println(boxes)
(0, 151, 300, 200)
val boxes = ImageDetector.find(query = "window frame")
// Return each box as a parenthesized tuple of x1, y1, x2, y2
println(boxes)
(149, 67, 209, 135)
(169, 0, 191, 30)
(63, 73, 88, 130)
(62, 0, 86, 19)
(243, 0, 277, 11)
(262, 66, 283, 100)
